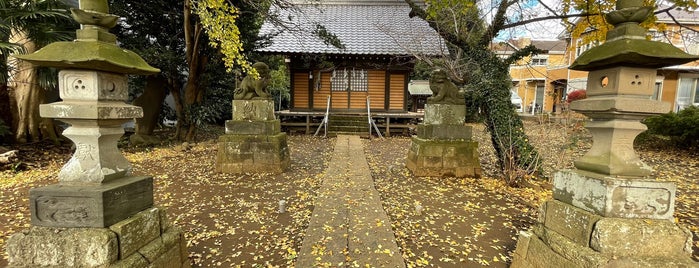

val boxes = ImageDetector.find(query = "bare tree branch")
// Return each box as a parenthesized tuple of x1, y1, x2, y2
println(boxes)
(661, 8, 699, 34)
(501, 12, 598, 31)
(481, 0, 516, 46)
(403, 0, 468, 48)
(537, 0, 559, 16)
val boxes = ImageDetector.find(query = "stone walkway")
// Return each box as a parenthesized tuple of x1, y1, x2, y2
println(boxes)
(297, 135, 405, 268)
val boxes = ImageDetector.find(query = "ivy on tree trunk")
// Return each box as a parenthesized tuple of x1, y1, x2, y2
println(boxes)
(405, 0, 542, 184)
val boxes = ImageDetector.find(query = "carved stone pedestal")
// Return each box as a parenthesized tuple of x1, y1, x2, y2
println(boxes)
(7, 207, 190, 268)
(30, 176, 154, 228)
(511, 173, 696, 268)
(406, 104, 481, 178)
(215, 100, 290, 174)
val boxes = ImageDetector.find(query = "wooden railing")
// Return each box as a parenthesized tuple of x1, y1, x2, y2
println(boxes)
(313, 96, 331, 137)
(366, 97, 383, 139)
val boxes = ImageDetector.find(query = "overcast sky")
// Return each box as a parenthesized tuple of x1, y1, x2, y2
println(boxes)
(483, 0, 567, 41)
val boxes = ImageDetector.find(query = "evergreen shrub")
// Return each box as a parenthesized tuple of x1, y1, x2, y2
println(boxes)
(642, 106, 699, 148)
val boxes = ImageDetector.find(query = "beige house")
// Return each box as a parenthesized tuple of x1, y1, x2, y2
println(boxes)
(560, 7, 699, 113)
(495, 7, 699, 114)
(492, 38, 568, 114)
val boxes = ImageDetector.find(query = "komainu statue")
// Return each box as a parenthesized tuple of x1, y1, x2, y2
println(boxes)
(234, 62, 272, 100)
(427, 69, 465, 105)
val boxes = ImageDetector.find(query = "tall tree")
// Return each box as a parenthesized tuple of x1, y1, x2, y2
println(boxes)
(111, 0, 188, 144)
(405, 0, 543, 185)
(1, 0, 74, 143)
(112, 0, 286, 142)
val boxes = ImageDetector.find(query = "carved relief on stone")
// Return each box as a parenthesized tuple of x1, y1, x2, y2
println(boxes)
(243, 101, 255, 120)
(59, 70, 128, 101)
(97, 72, 128, 100)
(61, 72, 93, 100)
(35, 196, 91, 224)
(611, 186, 672, 217)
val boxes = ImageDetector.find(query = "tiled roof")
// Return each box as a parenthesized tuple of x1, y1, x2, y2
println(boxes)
(531, 40, 567, 53)
(257, 1, 446, 56)
(491, 39, 567, 54)
(656, 5, 699, 24)
(291, 0, 423, 4)
(490, 42, 517, 53)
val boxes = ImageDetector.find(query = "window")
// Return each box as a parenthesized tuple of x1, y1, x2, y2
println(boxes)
(331, 69, 348, 91)
(575, 39, 599, 57)
(681, 30, 699, 54)
(653, 82, 663, 100)
(652, 75, 663, 101)
(648, 29, 666, 42)
(567, 78, 587, 94)
(331, 68, 368, 92)
(534, 82, 545, 113)
(676, 74, 699, 112)
(531, 58, 547, 66)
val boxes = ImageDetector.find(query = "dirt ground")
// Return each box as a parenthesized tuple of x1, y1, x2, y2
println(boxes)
(1, 120, 697, 267)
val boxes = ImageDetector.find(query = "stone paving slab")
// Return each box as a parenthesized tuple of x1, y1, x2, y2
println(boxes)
(298, 135, 405, 268)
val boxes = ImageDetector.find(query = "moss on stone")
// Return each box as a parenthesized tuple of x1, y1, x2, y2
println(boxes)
(15, 41, 159, 75)
(570, 39, 699, 71)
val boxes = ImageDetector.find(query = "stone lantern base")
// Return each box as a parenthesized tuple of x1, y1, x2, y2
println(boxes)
(406, 104, 481, 178)
(215, 100, 290, 174)
(511, 171, 697, 268)
(7, 207, 190, 268)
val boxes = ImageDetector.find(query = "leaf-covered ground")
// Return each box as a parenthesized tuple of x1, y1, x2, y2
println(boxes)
(0, 119, 697, 267)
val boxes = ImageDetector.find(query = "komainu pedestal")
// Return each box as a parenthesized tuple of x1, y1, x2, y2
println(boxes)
(406, 104, 481, 177)
(216, 100, 290, 174)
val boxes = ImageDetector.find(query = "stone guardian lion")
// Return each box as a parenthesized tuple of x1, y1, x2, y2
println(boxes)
(234, 62, 272, 100)
(427, 69, 465, 105)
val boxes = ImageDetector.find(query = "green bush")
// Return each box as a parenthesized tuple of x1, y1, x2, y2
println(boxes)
(642, 106, 699, 148)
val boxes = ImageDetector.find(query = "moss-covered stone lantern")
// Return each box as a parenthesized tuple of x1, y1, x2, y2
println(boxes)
(511, 0, 699, 267)
(6, 1, 189, 267)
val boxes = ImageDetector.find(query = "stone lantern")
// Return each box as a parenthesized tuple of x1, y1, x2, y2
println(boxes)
(6, 0, 189, 267)
(511, 0, 699, 267)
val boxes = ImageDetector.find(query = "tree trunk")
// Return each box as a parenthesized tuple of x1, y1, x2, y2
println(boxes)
(11, 57, 40, 143)
(180, 0, 208, 142)
(182, 75, 198, 142)
(0, 84, 12, 141)
(477, 52, 542, 185)
(171, 79, 185, 141)
(9, 31, 59, 144)
(130, 75, 168, 146)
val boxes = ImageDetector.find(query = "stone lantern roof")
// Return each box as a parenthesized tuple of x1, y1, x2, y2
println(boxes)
(14, 0, 158, 75)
